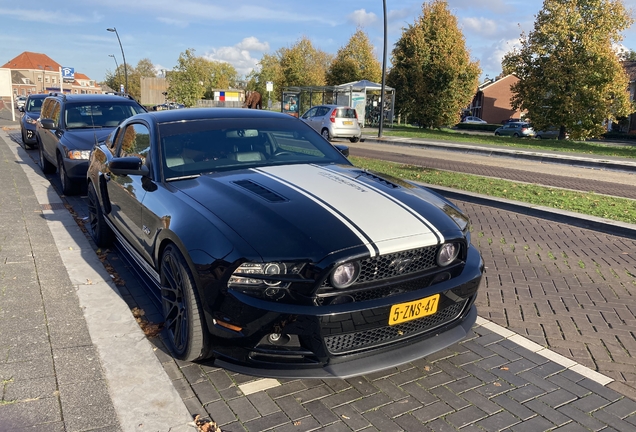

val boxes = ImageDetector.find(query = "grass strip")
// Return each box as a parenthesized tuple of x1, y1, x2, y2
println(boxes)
(378, 126, 636, 159)
(350, 156, 636, 225)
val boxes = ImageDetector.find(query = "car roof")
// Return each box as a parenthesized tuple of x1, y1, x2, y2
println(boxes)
(26, 94, 49, 99)
(44, 93, 140, 103)
(137, 107, 301, 123)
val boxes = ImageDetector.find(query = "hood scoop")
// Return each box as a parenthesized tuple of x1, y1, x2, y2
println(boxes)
(355, 170, 399, 189)
(233, 179, 287, 202)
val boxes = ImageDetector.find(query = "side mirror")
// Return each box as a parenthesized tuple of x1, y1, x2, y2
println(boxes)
(333, 144, 349, 157)
(109, 156, 149, 177)
(40, 118, 57, 130)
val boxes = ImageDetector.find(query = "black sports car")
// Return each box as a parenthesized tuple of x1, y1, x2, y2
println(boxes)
(87, 108, 483, 378)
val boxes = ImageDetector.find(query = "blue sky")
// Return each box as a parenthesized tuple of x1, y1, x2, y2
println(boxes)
(2, 0, 636, 84)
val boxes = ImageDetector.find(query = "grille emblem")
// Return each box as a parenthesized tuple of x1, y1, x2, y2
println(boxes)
(390, 257, 414, 274)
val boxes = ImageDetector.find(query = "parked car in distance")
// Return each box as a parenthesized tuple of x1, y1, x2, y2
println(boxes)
(535, 127, 568, 140)
(494, 121, 535, 138)
(19, 93, 48, 148)
(15, 96, 26, 109)
(36, 93, 146, 195)
(460, 116, 487, 124)
(87, 108, 483, 378)
(300, 104, 362, 142)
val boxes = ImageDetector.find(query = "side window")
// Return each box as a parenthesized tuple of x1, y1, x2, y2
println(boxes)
(303, 107, 318, 119)
(118, 123, 151, 164)
(40, 99, 54, 119)
(50, 101, 61, 126)
(316, 107, 330, 116)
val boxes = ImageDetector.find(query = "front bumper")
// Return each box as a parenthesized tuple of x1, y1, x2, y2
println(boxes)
(63, 158, 90, 181)
(202, 244, 483, 378)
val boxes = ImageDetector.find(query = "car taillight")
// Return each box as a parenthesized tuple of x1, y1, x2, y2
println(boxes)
(353, 110, 358, 119)
(330, 109, 337, 123)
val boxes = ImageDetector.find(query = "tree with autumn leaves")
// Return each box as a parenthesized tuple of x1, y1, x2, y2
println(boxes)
(388, 0, 480, 128)
(326, 29, 382, 85)
(503, 0, 634, 140)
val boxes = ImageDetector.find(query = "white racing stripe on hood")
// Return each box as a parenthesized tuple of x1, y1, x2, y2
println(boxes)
(256, 164, 442, 256)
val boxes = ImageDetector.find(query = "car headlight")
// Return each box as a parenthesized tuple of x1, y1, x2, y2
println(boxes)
(437, 243, 460, 267)
(330, 262, 360, 289)
(67, 150, 92, 160)
(25, 116, 37, 125)
(228, 262, 304, 288)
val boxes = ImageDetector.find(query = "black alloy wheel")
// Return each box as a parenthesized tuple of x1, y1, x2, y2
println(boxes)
(321, 128, 331, 141)
(160, 244, 206, 362)
(87, 182, 113, 247)
(57, 154, 79, 196)
(38, 139, 56, 174)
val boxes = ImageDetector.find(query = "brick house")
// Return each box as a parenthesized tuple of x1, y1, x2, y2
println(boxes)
(2, 51, 101, 96)
(467, 74, 524, 124)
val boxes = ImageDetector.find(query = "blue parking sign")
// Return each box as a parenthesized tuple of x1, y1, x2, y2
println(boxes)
(61, 67, 74, 82)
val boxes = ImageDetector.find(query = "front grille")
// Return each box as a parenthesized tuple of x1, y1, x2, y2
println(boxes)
(317, 277, 433, 305)
(324, 299, 467, 355)
(321, 246, 438, 289)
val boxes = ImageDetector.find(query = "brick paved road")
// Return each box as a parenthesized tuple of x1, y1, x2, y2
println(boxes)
(6, 130, 636, 431)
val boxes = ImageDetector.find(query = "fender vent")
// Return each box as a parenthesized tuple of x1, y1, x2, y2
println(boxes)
(233, 180, 287, 202)
(356, 171, 399, 189)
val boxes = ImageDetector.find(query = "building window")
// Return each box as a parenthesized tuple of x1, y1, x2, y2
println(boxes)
(52, 77, 56, 84)
(38, 77, 42, 82)
(45, 77, 50, 83)
(25, 79, 31, 84)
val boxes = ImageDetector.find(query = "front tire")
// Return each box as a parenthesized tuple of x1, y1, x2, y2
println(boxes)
(38, 139, 56, 174)
(321, 128, 331, 141)
(160, 244, 206, 362)
(57, 154, 80, 196)
(87, 182, 113, 247)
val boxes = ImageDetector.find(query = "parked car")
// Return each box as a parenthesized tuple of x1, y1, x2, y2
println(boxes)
(36, 93, 146, 195)
(19, 93, 48, 148)
(460, 116, 487, 124)
(87, 108, 484, 378)
(300, 104, 362, 142)
(494, 122, 535, 138)
(535, 127, 568, 140)
(15, 96, 26, 109)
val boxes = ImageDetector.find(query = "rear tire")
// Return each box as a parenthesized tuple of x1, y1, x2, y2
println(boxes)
(494, 132, 500, 136)
(536, 135, 542, 140)
(321, 128, 331, 141)
(349, 136, 360, 143)
(38, 139, 56, 174)
(87, 182, 113, 247)
(513, 133, 519, 138)
(58, 154, 80, 196)
(160, 244, 207, 362)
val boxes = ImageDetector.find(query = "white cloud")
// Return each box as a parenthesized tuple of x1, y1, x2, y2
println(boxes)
(481, 38, 522, 77)
(462, 17, 498, 37)
(236, 37, 270, 52)
(347, 9, 377, 27)
(157, 17, 189, 27)
(0, 7, 100, 24)
(203, 37, 270, 77)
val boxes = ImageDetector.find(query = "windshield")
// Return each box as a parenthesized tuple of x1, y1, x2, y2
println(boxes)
(65, 102, 145, 129)
(26, 98, 44, 113)
(159, 117, 351, 180)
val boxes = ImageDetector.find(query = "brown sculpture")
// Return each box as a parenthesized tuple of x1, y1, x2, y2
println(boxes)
(243, 91, 262, 109)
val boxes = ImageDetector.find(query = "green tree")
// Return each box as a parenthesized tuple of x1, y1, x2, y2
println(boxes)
(249, 37, 331, 104)
(103, 58, 157, 101)
(502, 0, 634, 140)
(166, 49, 239, 106)
(387, 1, 480, 128)
(326, 29, 382, 85)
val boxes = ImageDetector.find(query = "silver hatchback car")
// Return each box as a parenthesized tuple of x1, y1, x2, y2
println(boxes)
(300, 104, 362, 142)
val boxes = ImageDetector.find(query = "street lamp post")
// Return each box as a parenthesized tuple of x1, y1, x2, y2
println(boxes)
(378, 0, 388, 138)
(106, 27, 128, 93)
(108, 54, 121, 85)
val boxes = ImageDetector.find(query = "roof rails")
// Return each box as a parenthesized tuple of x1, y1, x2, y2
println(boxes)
(47, 92, 66, 100)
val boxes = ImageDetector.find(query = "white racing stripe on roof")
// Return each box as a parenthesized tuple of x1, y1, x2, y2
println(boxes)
(257, 164, 440, 255)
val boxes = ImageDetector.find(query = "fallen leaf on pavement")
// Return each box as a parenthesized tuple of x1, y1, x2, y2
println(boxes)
(193, 415, 221, 432)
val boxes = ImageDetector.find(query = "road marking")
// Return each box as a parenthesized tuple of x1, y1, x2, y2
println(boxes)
(475, 316, 613, 386)
(239, 378, 281, 396)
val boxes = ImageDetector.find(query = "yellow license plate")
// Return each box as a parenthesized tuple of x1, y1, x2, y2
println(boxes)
(389, 294, 440, 325)
(343, 120, 353, 125)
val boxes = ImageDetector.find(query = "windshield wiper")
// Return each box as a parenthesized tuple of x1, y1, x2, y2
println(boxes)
(166, 174, 201, 181)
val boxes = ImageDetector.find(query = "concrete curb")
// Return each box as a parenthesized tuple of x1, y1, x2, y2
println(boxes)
(361, 135, 636, 174)
(2, 131, 193, 432)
